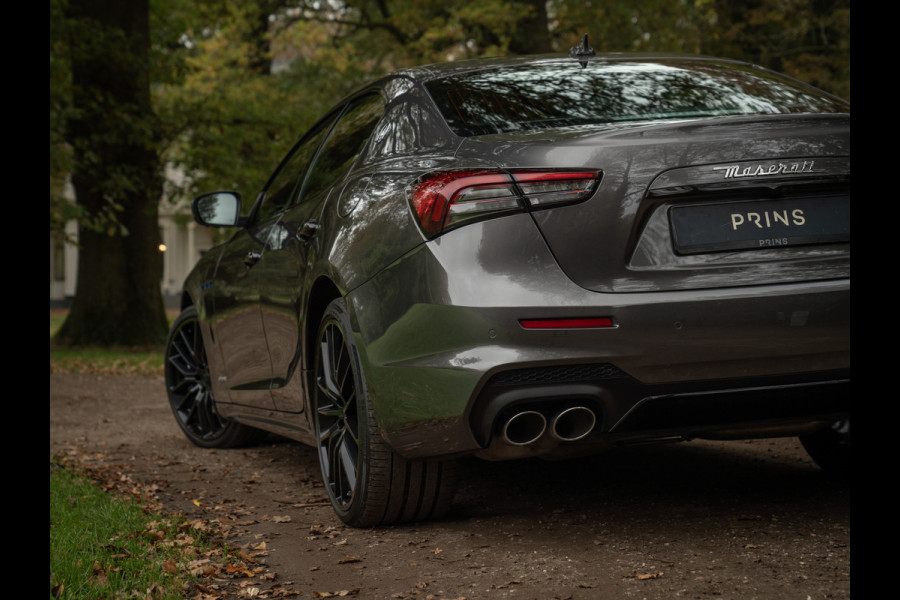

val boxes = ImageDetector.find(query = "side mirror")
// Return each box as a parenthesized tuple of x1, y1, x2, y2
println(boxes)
(191, 191, 243, 227)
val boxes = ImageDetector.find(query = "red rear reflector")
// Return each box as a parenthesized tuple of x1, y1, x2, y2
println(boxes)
(519, 317, 614, 329)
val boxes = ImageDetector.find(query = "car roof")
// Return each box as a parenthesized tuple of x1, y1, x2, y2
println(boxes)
(385, 52, 755, 83)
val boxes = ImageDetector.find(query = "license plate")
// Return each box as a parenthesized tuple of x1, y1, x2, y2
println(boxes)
(669, 196, 850, 255)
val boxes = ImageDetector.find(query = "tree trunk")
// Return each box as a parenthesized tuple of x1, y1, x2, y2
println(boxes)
(56, 0, 168, 347)
(509, 0, 552, 55)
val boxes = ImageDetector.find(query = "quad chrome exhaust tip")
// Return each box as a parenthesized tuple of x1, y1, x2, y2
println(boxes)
(549, 406, 597, 442)
(500, 410, 548, 446)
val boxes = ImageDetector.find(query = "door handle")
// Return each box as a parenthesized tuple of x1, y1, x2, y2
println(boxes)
(243, 251, 262, 267)
(297, 220, 320, 242)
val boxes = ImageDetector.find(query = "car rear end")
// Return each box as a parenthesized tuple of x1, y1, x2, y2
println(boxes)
(345, 56, 849, 462)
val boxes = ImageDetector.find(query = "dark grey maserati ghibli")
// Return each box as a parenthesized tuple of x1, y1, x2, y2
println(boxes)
(165, 46, 850, 527)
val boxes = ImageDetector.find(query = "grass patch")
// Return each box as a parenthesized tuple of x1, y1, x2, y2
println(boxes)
(49, 461, 201, 599)
(49, 310, 179, 376)
(50, 310, 67, 338)
(50, 347, 165, 376)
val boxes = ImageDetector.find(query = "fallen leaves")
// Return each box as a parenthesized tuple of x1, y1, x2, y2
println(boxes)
(262, 515, 291, 523)
(307, 525, 343, 541)
(163, 558, 178, 574)
(226, 562, 259, 578)
(290, 500, 331, 507)
(182, 548, 294, 599)
(623, 571, 665, 580)
(90, 560, 109, 586)
(188, 558, 218, 577)
(53, 451, 302, 600)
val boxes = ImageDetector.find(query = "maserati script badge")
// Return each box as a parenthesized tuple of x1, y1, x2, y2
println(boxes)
(712, 160, 820, 179)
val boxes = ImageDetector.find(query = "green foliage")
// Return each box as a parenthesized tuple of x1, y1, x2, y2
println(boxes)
(49, 461, 198, 599)
(61, 0, 164, 237)
(550, 0, 848, 99)
(50, 0, 75, 236)
(155, 2, 355, 211)
(710, 0, 850, 100)
(53, 0, 849, 226)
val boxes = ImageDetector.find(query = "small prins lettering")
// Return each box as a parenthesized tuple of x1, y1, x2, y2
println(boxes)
(731, 209, 805, 230)
(713, 161, 818, 179)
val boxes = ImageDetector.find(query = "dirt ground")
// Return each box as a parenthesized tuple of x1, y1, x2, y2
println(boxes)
(50, 373, 850, 599)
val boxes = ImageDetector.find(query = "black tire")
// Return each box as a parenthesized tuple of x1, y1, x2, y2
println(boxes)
(165, 306, 265, 448)
(800, 419, 850, 475)
(313, 298, 457, 527)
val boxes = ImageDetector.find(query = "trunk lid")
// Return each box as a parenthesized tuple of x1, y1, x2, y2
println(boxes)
(456, 114, 850, 293)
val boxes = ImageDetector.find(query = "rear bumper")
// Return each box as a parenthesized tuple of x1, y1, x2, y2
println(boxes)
(469, 364, 848, 459)
(346, 215, 850, 459)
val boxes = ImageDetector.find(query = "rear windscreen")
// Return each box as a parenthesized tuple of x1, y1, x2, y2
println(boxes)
(424, 60, 849, 137)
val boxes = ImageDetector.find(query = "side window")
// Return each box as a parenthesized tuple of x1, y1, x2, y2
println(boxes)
(299, 93, 385, 203)
(368, 101, 438, 160)
(255, 113, 338, 223)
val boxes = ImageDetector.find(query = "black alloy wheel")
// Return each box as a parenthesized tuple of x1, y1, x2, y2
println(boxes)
(313, 298, 458, 527)
(165, 307, 263, 448)
(314, 308, 361, 510)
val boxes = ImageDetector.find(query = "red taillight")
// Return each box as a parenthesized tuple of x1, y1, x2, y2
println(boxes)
(410, 169, 601, 236)
(519, 317, 614, 329)
(514, 171, 601, 207)
(411, 170, 516, 235)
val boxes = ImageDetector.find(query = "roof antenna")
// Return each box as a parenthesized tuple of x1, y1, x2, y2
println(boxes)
(569, 33, 595, 68)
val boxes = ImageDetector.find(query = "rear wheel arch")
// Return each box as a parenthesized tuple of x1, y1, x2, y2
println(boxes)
(312, 297, 457, 526)
(304, 277, 343, 371)
(179, 292, 193, 312)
